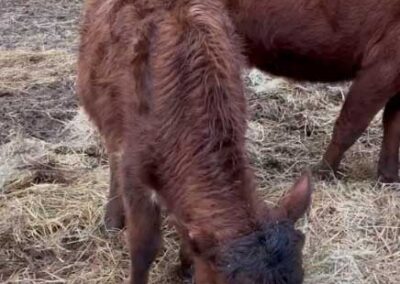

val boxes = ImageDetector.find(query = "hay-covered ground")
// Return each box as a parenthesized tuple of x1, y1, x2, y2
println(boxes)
(1, 1, 399, 283)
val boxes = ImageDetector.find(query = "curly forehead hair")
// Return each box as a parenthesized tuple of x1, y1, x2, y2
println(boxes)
(215, 221, 305, 284)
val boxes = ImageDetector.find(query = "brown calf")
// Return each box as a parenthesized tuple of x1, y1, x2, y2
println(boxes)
(227, 0, 400, 182)
(77, 0, 313, 283)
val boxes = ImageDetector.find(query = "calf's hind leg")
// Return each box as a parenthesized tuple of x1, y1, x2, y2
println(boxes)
(316, 61, 397, 178)
(378, 94, 400, 183)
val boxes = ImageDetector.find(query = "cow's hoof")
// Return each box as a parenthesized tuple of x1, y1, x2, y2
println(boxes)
(104, 201, 125, 231)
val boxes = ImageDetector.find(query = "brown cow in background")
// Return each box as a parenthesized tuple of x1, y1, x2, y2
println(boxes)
(227, 0, 400, 182)
(77, 0, 313, 283)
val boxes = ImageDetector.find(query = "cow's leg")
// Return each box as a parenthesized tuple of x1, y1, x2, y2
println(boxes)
(105, 152, 125, 230)
(121, 155, 161, 284)
(193, 258, 218, 284)
(178, 241, 194, 283)
(315, 62, 397, 178)
(124, 193, 161, 284)
(378, 94, 400, 183)
(103, 139, 125, 230)
(169, 220, 194, 282)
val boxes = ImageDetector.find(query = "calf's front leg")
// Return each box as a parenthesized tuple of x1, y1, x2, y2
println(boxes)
(121, 162, 161, 284)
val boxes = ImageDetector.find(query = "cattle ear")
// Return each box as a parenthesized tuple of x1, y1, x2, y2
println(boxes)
(279, 170, 313, 222)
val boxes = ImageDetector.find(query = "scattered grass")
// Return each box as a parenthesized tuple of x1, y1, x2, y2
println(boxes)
(1, 1, 399, 283)
(0, 50, 75, 94)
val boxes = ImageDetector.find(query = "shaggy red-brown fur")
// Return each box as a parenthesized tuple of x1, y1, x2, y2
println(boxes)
(77, 0, 313, 283)
(227, 0, 400, 182)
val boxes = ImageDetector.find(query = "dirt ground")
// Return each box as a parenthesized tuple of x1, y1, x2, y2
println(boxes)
(1, 1, 399, 283)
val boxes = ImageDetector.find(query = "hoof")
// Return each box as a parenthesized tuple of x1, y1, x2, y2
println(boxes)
(104, 214, 125, 232)
(378, 162, 400, 184)
(104, 200, 125, 231)
(378, 172, 400, 184)
(176, 264, 193, 284)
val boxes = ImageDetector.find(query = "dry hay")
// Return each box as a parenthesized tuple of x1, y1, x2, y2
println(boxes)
(0, 49, 76, 144)
(0, 0, 82, 51)
(1, 0, 400, 283)
(0, 50, 75, 94)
